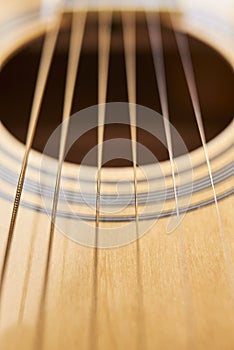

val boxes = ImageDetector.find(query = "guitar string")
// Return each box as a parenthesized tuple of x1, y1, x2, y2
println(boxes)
(1, 6, 231, 344)
(122, 11, 146, 350)
(0, 16, 61, 305)
(122, 12, 138, 213)
(96, 10, 113, 249)
(35, 10, 87, 350)
(146, 11, 194, 346)
(17, 14, 63, 322)
(172, 23, 234, 296)
(90, 10, 112, 349)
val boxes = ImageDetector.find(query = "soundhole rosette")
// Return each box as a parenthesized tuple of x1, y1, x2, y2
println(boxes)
(0, 8, 233, 248)
(38, 103, 193, 247)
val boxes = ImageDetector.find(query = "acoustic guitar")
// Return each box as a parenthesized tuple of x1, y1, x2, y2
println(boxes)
(0, 0, 233, 349)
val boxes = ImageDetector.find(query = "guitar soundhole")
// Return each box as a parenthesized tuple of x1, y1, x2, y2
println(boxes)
(0, 12, 233, 166)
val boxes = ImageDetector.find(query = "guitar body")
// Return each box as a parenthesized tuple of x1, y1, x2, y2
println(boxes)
(0, 1, 233, 349)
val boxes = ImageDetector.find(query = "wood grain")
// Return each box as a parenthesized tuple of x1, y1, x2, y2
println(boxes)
(0, 2, 233, 350)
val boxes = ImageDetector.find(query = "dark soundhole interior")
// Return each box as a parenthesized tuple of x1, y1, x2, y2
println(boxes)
(0, 12, 233, 167)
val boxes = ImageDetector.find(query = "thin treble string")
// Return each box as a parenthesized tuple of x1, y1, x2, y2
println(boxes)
(95, 10, 112, 244)
(122, 11, 146, 350)
(35, 10, 87, 350)
(89, 11, 112, 350)
(146, 12, 194, 346)
(122, 11, 138, 228)
(173, 28, 224, 231)
(0, 16, 61, 304)
(172, 25, 234, 294)
(146, 13, 174, 179)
